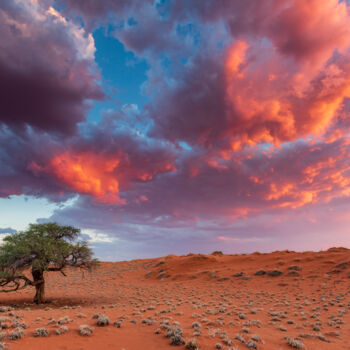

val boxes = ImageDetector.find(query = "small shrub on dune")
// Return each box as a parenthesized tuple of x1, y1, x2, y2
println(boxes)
(166, 327, 185, 345)
(247, 340, 258, 349)
(251, 334, 262, 342)
(166, 327, 182, 338)
(285, 336, 305, 349)
(212, 251, 223, 256)
(288, 265, 302, 271)
(192, 321, 201, 329)
(79, 325, 94, 336)
(170, 334, 185, 345)
(33, 328, 49, 337)
(55, 326, 68, 335)
(8, 328, 25, 340)
(254, 270, 266, 276)
(96, 315, 110, 326)
(185, 338, 198, 350)
(267, 270, 283, 277)
(113, 321, 122, 328)
(57, 316, 70, 325)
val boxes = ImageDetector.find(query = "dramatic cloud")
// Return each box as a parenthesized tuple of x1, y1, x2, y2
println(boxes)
(0, 0, 103, 134)
(149, 0, 350, 153)
(1, 0, 350, 258)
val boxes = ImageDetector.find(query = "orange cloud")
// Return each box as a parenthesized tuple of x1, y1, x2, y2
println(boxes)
(225, 40, 248, 77)
(222, 24, 350, 156)
(49, 152, 124, 204)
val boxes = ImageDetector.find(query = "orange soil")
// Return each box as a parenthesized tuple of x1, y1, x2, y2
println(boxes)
(1, 248, 350, 349)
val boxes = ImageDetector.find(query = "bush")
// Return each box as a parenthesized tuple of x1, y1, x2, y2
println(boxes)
(267, 270, 283, 277)
(170, 334, 185, 345)
(186, 338, 198, 349)
(55, 326, 69, 335)
(212, 251, 223, 256)
(96, 315, 110, 326)
(285, 336, 305, 349)
(33, 328, 49, 337)
(57, 316, 70, 325)
(247, 340, 257, 349)
(254, 270, 266, 276)
(166, 328, 182, 338)
(8, 328, 25, 340)
(79, 325, 93, 336)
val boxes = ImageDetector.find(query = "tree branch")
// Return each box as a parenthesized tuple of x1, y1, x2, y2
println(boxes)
(0, 275, 34, 293)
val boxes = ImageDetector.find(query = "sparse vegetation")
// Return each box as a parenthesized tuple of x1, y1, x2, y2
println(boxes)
(79, 325, 93, 336)
(33, 328, 49, 337)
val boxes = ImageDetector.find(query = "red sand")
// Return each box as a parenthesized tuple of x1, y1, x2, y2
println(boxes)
(2, 248, 350, 349)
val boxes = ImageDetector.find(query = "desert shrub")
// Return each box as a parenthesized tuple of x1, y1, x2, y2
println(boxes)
(288, 265, 302, 271)
(96, 315, 110, 326)
(8, 328, 25, 340)
(55, 326, 68, 335)
(212, 251, 223, 256)
(233, 272, 244, 277)
(191, 322, 201, 329)
(113, 321, 122, 328)
(33, 328, 49, 337)
(251, 334, 262, 342)
(254, 270, 266, 276)
(267, 270, 283, 277)
(79, 325, 93, 336)
(186, 338, 198, 349)
(247, 340, 258, 349)
(141, 318, 153, 325)
(285, 336, 305, 348)
(234, 334, 245, 343)
(57, 316, 70, 325)
(166, 327, 183, 338)
(170, 334, 185, 345)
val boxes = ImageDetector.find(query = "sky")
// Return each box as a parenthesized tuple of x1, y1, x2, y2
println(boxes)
(1, 0, 350, 260)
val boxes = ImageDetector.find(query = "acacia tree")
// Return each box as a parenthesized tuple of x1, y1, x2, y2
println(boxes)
(0, 223, 96, 304)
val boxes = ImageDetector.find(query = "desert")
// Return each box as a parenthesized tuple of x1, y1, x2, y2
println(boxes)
(0, 248, 349, 349)
(2, 1, 350, 349)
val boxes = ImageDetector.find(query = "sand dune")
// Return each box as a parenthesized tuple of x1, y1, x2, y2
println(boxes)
(1, 248, 350, 349)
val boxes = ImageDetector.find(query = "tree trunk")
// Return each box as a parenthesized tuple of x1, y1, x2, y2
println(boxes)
(32, 269, 45, 304)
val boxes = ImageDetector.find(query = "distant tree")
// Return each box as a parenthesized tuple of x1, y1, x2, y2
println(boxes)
(0, 223, 96, 304)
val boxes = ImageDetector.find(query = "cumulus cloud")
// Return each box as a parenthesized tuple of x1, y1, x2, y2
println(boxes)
(0, 0, 103, 134)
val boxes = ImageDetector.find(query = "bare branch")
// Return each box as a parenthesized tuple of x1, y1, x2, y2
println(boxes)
(0, 275, 34, 293)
